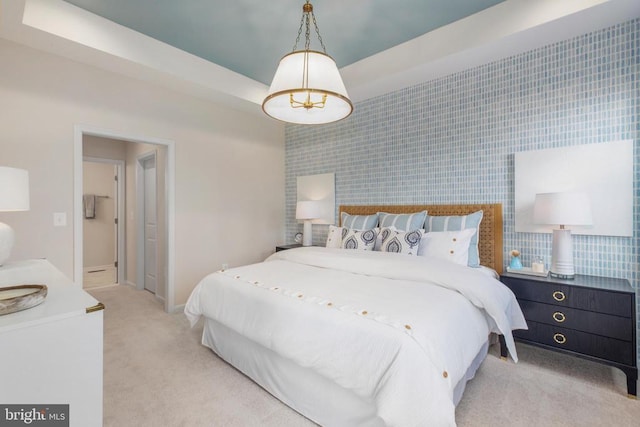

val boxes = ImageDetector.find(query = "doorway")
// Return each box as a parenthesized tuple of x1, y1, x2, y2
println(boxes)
(82, 158, 124, 289)
(73, 125, 176, 312)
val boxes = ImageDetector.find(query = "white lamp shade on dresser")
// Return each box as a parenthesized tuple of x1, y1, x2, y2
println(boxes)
(0, 167, 30, 265)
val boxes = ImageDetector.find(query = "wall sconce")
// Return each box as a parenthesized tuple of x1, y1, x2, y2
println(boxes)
(533, 191, 592, 279)
(0, 167, 30, 266)
(296, 200, 322, 246)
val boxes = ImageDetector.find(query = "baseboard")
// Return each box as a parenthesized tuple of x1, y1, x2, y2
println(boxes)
(84, 264, 114, 273)
(171, 304, 185, 314)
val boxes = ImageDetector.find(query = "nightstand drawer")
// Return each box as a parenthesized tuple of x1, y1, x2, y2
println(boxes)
(502, 277, 632, 317)
(518, 300, 632, 341)
(515, 321, 634, 365)
(500, 272, 637, 397)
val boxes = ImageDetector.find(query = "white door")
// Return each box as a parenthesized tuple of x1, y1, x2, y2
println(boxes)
(143, 157, 157, 293)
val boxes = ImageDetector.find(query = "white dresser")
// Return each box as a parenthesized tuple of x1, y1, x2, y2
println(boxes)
(0, 259, 103, 427)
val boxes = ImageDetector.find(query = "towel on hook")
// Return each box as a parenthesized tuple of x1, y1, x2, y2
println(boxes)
(83, 194, 96, 219)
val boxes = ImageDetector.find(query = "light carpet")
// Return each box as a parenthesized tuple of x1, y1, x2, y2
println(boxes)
(89, 285, 640, 426)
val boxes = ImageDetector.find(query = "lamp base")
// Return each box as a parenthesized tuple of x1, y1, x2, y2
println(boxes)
(0, 222, 16, 266)
(549, 228, 575, 280)
(302, 220, 313, 246)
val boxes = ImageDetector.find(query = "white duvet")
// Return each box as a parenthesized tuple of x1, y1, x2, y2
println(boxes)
(185, 247, 526, 426)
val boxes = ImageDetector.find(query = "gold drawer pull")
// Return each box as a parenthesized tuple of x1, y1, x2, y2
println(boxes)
(552, 291, 566, 302)
(553, 333, 567, 344)
(552, 311, 566, 323)
(86, 302, 105, 313)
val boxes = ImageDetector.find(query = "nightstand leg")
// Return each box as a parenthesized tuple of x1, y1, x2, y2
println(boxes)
(625, 368, 638, 398)
(498, 335, 508, 361)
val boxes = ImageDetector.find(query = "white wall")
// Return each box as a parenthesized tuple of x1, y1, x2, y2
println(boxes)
(0, 38, 285, 305)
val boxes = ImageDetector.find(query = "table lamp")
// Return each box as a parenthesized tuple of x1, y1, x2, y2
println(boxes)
(296, 200, 321, 246)
(0, 167, 30, 266)
(533, 191, 592, 279)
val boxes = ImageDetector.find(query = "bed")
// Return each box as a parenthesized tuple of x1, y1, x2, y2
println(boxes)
(185, 204, 526, 426)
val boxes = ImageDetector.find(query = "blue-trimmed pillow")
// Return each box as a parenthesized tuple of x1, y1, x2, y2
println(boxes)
(341, 228, 378, 251)
(378, 210, 427, 231)
(380, 228, 423, 255)
(340, 212, 379, 230)
(423, 211, 483, 267)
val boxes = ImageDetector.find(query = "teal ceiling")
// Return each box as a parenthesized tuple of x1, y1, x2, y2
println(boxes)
(64, 0, 504, 85)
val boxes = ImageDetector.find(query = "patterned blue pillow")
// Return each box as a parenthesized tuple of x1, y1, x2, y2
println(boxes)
(341, 228, 378, 251)
(380, 228, 423, 255)
(378, 210, 427, 231)
(340, 212, 379, 230)
(423, 211, 483, 267)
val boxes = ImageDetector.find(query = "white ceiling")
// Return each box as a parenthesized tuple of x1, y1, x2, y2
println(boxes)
(1, 0, 638, 119)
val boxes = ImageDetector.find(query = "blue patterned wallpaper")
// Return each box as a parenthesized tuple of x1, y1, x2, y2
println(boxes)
(285, 19, 639, 358)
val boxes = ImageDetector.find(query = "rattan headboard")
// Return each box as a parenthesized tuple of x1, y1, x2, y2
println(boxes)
(339, 204, 503, 274)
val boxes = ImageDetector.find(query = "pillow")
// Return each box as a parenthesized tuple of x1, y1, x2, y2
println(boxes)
(423, 211, 483, 267)
(379, 228, 424, 255)
(325, 225, 347, 248)
(341, 228, 378, 251)
(377, 210, 427, 231)
(340, 212, 379, 230)
(418, 228, 476, 266)
(374, 226, 394, 251)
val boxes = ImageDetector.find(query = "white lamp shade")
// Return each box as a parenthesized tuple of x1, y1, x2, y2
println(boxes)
(262, 50, 353, 125)
(533, 192, 592, 226)
(0, 167, 30, 211)
(296, 200, 322, 220)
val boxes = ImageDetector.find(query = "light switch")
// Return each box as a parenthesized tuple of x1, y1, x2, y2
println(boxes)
(53, 212, 67, 227)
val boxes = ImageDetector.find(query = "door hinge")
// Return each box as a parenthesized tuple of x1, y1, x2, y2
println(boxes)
(114, 175, 118, 181)
(114, 218, 118, 224)
(114, 261, 118, 268)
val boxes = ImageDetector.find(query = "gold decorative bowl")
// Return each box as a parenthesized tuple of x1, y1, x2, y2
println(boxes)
(0, 284, 48, 316)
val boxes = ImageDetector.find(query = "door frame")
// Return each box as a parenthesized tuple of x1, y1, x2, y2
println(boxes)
(74, 124, 176, 313)
(82, 156, 125, 286)
(136, 150, 157, 293)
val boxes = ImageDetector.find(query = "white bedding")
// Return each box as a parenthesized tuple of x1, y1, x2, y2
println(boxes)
(185, 247, 526, 426)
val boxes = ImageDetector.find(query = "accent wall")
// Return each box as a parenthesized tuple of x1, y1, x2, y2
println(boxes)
(285, 19, 639, 358)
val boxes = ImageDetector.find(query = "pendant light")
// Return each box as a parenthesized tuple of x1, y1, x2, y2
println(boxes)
(262, 1, 353, 125)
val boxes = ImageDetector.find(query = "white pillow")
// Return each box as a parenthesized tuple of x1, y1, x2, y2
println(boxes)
(325, 225, 346, 248)
(341, 228, 378, 251)
(379, 229, 424, 255)
(418, 228, 476, 265)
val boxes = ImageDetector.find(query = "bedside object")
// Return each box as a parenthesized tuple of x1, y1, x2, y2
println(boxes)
(505, 267, 548, 277)
(533, 192, 593, 279)
(296, 200, 322, 246)
(531, 255, 545, 273)
(0, 284, 47, 315)
(500, 272, 637, 397)
(0, 167, 30, 266)
(0, 259, 104, 424)
(508, 250, 523, 270)
(276, 244, 303, 252)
